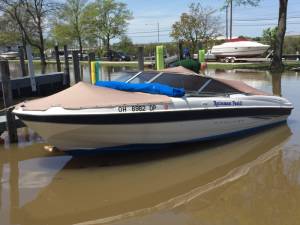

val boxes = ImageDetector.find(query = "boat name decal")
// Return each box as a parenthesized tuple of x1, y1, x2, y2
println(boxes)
(118, 104, 157, 112)
(213, 101, 242, 107)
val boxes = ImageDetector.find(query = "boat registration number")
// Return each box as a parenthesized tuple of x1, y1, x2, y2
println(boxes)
(118, 104, 157, 112)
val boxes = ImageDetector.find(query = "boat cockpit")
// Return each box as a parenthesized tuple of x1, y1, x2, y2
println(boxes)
(119, 71, 245, 97)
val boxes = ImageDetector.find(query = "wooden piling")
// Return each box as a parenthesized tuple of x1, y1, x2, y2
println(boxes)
(18, 46, 27, 77)
(25, 45, 36, 92)
(138, 46, 144, 71)
(178, 40, 183, 61)
(72, 51, 81, 83)
(0, 60, 18, 143)
(63, 45, 70, 87)
(54, 45, 61, 72)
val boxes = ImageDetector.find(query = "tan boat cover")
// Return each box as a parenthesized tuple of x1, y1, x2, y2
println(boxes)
(162, 66, 268, 95)
(18, 66, 268, 111)
(19, 82, 171, 111)
(161, 66, 198, 75)
(214, 77, 269, 95)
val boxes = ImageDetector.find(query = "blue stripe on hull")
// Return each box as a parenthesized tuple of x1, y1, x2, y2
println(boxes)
(66, 120, 287, 156)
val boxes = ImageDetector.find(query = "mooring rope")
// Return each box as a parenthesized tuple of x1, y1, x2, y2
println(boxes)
(0, 105, 17, 113)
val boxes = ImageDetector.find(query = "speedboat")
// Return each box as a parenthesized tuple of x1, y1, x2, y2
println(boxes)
(13, 67, 293, 151)
(211, 38, 269, 58)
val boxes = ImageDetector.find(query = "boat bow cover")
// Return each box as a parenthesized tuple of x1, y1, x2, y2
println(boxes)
(214, 78, 269, 95)
(18, 82, 171, 111)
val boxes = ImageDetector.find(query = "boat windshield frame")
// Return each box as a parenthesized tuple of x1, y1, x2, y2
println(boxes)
(124, 71, 244, 96)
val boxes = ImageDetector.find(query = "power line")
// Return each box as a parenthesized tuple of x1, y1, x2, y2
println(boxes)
(126, 29, 171, 35)
(233, 22, 300, 26)
(234, 16, 300, 22)
(127, 34, 170, 38)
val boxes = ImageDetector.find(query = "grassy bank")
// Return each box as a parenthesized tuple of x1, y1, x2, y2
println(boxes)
(207, 61, 300, 71)
(8, 59, 153, 67)
(9, 59, 300, 71)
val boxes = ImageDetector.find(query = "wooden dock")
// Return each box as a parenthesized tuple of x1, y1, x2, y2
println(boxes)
(0, 72, 69, 134)
(1, 72, 68, 98)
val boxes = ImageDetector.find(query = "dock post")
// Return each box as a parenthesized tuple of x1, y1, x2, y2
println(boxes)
(138, 46, 144, 71)
(88, 52, 95, 83)
(63, 45, 70, 87)
(178, 40, 183, 61)
(25, 45, 36, 92)
(18, 46, 27, 77)
(0, 60, 18, 143)
(54, 45, 61, 72)
(72, 51, 81, 83)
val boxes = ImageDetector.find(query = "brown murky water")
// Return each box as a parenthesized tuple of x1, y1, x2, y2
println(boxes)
(1, 69, 300, 225)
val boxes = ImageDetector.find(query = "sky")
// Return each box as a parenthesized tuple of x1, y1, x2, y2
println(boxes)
(121, 0, 300, 44)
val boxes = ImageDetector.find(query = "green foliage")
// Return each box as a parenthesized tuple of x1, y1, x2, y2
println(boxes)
(173, 59, 200, 73)
(51, 0, 90, 49)
(112, 35, 135, 55)
(0, 31, 20, 46)
(0, 15, 20, 46)
(171, 3, 221, 54)
(262, 27, 278, 50)
(86, 0, 132, 51)
(283, 36, 300, 54)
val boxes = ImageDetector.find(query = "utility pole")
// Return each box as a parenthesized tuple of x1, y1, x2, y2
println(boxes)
(230, 0, 233, 39)
(226, 3, 229, 39)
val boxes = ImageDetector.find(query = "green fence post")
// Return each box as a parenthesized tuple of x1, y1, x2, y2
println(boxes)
(199, 49, 205, 63)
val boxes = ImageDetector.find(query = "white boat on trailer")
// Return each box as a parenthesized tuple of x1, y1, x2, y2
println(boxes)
(13, 67, 293, 151)
(211, 38, 270, 60)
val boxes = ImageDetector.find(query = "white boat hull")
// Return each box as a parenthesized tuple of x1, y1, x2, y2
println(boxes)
(14, 94, 293, 151)
(211, 41, 270, 58)
(211, 47, 269, 57)
(22, 115, 288, 150)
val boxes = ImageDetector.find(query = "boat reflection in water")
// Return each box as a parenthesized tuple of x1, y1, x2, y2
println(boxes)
(0, 124, 290, 225)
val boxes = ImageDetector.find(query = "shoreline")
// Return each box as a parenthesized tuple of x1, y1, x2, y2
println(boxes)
(8, 59, 300, 71)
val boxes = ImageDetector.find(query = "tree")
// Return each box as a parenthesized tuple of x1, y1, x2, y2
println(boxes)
(262, 27, 278, 51)
(0, 0, 59, 69)
(113, 35, 134, 54)
(271, 0, 288, 72)
(283, 35, 300, 54)
(23, 0, 60, 68)
(0, 1, 31, 52)
(87, 0, 132, 52)
(52, 0, 89, 59)
(171, 3, 221, 54)
(0, 14, 21, 47)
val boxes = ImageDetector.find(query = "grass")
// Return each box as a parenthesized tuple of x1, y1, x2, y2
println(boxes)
(8, 59, 153, 67)
(207, 61, 300, 71)
(9, 59, 300, 71)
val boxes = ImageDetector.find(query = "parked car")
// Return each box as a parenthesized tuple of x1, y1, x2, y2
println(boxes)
(102, 50, 131, 61)
(0, 51, 19, 60)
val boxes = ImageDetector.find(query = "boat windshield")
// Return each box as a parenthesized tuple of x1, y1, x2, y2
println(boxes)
(127, 72, 160, 84)
(126, 72, 242, 95)
(113, 71, 138, 82)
